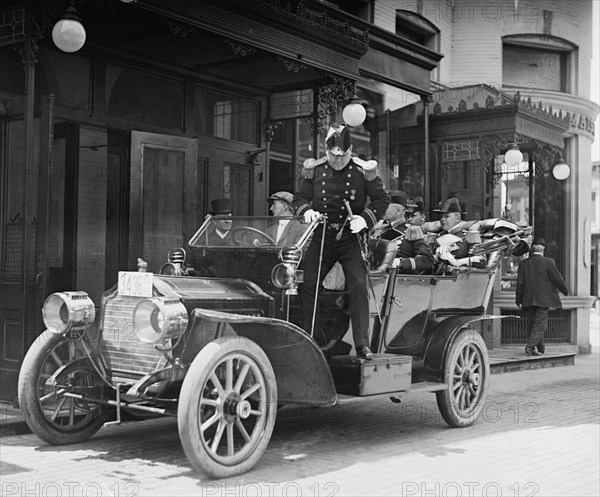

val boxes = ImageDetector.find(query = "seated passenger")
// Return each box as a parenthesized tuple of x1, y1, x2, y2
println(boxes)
(205, 198, 236, 247)
(391, 197, 435, 273)
(424, 198, 486, 269)
(370, 191, 409, 241)
(266, 191, 305, 246)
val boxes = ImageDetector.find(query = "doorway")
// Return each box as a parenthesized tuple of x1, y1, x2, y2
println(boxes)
(129, 132, 199, 272)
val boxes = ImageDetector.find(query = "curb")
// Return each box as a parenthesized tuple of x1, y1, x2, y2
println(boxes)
(0, 421, 30, 438)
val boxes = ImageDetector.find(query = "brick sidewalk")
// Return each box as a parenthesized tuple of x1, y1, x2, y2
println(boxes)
(1, 353, 598, 496)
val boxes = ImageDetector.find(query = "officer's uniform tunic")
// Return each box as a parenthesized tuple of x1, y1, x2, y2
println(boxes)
(293, 157, 390, 348)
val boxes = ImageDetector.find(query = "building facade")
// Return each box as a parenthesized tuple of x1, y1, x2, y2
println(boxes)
(372, 0, 598, 352)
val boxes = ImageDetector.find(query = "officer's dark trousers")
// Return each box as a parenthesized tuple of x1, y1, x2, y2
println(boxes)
(523, 306, 549, 349)
(300, 226, 370, 348)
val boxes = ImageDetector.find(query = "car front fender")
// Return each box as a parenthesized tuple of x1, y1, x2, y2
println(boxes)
(187, 308, 337, 406)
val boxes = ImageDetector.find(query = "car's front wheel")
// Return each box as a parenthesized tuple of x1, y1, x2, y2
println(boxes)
(178, 336, 277, 478)
(18, 331, 109, 444)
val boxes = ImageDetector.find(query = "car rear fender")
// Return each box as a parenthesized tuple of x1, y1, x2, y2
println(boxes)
(422, 314, 507, 376)
(186, 308, 337, 406)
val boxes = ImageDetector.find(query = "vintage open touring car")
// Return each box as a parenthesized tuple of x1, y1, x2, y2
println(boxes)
(18, 213, 530, 478)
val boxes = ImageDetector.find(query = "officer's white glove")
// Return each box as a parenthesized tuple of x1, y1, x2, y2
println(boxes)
(436, 243, 458, 265)
(303, 209, 320, 223)
(349, 215, 367, 233)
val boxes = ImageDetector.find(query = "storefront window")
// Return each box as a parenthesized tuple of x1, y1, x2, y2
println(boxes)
(195, 87, 259, 144)
(495, 153, 531, 290)
(497, 150, 567, 290)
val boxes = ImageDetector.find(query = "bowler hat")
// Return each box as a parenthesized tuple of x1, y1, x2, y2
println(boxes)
(389, 190, 409, 207)
(434, 197, 466, 215)
(268, 191, 294, 211)
(209, 198, 233, 215)
(532, 237, 546, 247)
(406, 196, 426, 213)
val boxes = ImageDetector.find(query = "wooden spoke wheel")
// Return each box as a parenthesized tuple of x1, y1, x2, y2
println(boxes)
(436, 328, 490, 427)
(178, 337, 277, 478)
(18, 331, 108, 444)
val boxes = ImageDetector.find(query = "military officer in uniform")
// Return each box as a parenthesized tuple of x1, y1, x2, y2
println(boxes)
(293, 123, 390, 359)
(392, 197, 435, 273)
(371, 190, 410, 241)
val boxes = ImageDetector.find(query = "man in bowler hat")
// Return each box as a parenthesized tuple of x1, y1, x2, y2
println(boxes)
(516, 237, 568, 355)
(294, 123, 390, 359)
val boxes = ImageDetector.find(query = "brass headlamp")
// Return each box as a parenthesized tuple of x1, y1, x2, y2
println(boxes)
(42, 291, 96, 335)
(271, 247, 303, 294)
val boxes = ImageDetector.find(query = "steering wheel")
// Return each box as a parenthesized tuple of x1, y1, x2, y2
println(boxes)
(231, 227, 276, 246)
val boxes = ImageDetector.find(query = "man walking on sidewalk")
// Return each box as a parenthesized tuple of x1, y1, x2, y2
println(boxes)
(516, 237, 569, 356)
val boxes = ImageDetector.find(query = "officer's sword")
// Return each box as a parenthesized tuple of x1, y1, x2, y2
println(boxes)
(343, 199, 384, 333)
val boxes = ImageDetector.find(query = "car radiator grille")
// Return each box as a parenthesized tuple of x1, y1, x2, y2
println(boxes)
(100, 294, 165, 381)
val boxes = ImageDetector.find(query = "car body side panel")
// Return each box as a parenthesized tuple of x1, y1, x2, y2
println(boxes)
(188, 308, 337, 406)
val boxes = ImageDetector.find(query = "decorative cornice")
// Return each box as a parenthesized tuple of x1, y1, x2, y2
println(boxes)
(255, 0, 369, 49)
(277, 56, 306, 73)
(138, 0, 362, 79)
(223, 38, 257, 57)
(161, 18, 199, 37)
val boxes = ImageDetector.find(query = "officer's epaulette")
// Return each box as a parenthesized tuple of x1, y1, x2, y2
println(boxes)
(301, 156, 327, 179)
(352, 157, 379, 181)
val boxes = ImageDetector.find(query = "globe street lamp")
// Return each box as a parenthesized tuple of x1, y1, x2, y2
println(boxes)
(504, 142, 523, 169)
(342, 94, 366, 127)
(552, 155, 570, 180)
(52, 3, 86, 53)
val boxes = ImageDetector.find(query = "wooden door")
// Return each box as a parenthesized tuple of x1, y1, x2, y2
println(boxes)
(129, 132, 199, 272)
(0, 101, 53, 402)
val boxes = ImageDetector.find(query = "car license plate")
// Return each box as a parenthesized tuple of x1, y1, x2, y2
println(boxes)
(118, 271, 153, 297)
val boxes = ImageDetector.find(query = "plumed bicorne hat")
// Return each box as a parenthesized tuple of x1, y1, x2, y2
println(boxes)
(389, 190, 409, 207)
(434, 197, 466, 215)
(406, 196, 426, 213)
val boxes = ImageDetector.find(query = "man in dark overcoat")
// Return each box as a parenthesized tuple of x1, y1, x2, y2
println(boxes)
(293, 124, 390, 359)
(516, 237, 569, 355)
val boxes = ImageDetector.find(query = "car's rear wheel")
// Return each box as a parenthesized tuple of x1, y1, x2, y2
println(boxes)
(178, 336, 277, 478)
(436, 328, 490, 427)
(18, 331, 108, 444)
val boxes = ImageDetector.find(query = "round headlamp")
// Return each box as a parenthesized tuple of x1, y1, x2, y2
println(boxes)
(133, 297, 188, 344)
(271, 263, 296, 289)
(43, 291, 95, 334)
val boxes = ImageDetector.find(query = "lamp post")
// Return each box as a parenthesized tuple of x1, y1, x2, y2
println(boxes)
(52, 2, 86, 53)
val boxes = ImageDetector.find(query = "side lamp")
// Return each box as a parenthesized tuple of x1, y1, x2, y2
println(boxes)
(52, 2, 86, 53)
(552, 155, 570, 180)
(342, 93, 366, 127)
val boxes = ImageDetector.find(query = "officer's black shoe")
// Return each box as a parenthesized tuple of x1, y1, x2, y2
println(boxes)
(357, 345, 374, 360)
(537, 344, 545, 355)
(525, 346, 541, 356)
